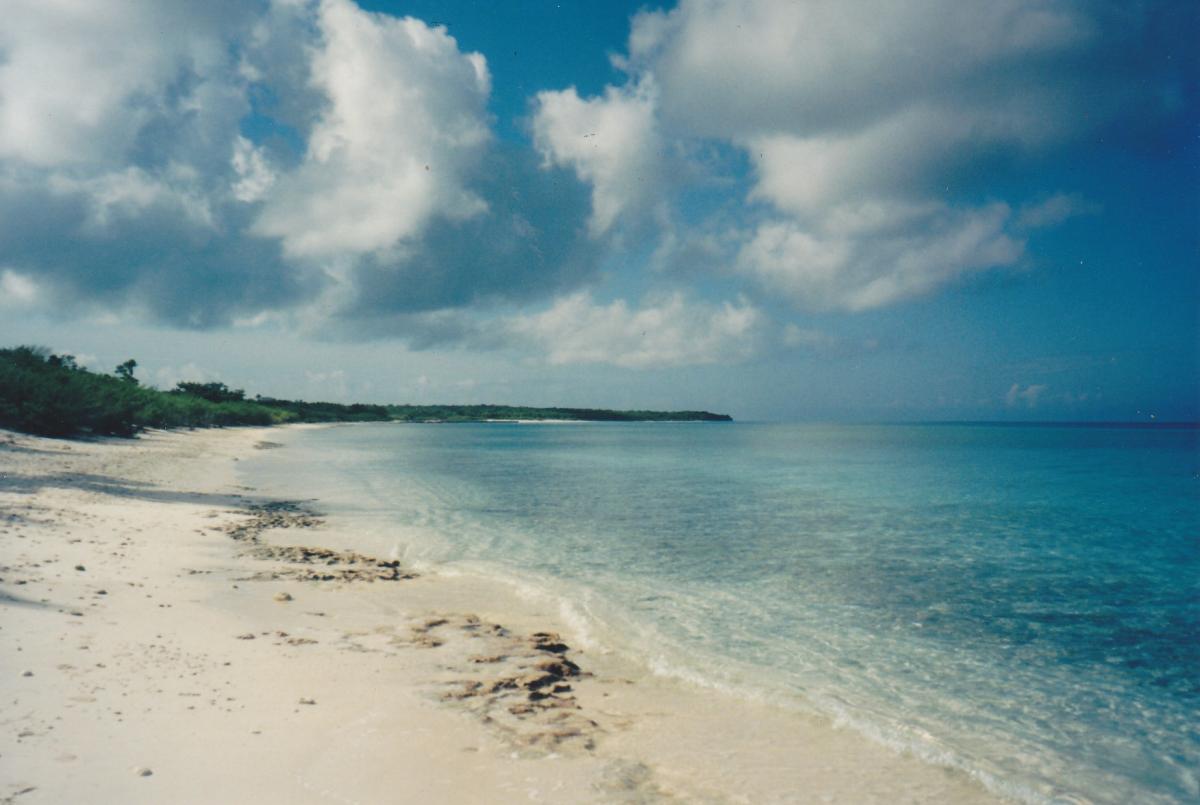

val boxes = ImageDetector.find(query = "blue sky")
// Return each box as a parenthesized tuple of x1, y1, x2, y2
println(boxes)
(0, 0, 1196, 421)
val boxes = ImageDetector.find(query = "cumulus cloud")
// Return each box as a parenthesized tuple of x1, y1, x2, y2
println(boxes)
(336, 145, 596, 323)
(745, 105, 1050, 216)
(625, 0, 1098, 142)
(253, 0, 492, 259)
(0, 175, 307, 327)
(532, 80, 662, 235)
(506, 292, 765, 369)
(592, 0, 1182, 312)
(0, 1, 251, 168)
(736, 202, 1024, 311)
(1, 0, 1190, 359)
(0, 0, 296, 326)
(48, 166, 217, 232)
(0, 0, 600, 332)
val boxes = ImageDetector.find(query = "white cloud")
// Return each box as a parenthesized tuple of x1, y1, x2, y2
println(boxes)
(649, 221, 732, 276)
(737, 202, 1024, 311)
(0, 0, 1181, 356)
(0, 268, 39, 308)
(0, 1, 606, 330)
(0, 1, 299, 328)
(231, 136, 276, 203)
(48, 166, 216, 232)
(0, 2, 241, 168)
(1016, 193, 1099, 229)
(626, 0, 1094, 142)
(0, 0, 253, 285)
(745, 104, 1056, 215)
(506, 292, 764, 369)
(1006, 382, 1049, 408)
(253, 0, 492, 259)
(532, 80, 661, 235)
(598, 0, 1133, 313)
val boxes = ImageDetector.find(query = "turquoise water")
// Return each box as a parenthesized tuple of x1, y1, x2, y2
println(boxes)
(247, 422, 1199, 803)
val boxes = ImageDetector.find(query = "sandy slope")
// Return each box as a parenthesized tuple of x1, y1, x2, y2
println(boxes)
(0, 426, 1001, 804)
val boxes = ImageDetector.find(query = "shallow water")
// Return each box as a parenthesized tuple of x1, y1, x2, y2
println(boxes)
(244, 422, 1200, 804)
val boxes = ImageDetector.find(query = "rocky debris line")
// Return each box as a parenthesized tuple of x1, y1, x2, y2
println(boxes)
(235, 629, 319, 647)
(412, 614, 603, 753)
(219, 501, 323, 544)
(219, 501, 416, 583)
(253, 441, 284, 450)
(241, 545, 415, 583)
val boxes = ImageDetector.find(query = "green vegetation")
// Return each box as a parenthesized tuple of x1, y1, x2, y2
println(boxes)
(387, 404, 731, 423)
(174, 381, 247, 403)
(256, 398, 391, 423)
(0, 345, 730, 439)
(0, 346, 387, 437)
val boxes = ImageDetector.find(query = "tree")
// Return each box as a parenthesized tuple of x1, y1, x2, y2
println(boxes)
(174, 381, 245, 403)
(48, 353, 78, 371)
(115, 359, 138, 384)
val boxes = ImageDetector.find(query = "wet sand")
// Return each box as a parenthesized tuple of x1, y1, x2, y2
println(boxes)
(0, 425, 1004, 803)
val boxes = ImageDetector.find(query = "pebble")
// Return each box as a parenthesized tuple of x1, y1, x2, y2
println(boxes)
(74, 565, 86, 572)
(22, 670, 33, 677)
(273, 592, 293, 602)
(135, 767, 153, 777)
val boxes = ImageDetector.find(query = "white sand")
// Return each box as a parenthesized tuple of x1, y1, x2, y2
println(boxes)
(0, 426, 1004, 804)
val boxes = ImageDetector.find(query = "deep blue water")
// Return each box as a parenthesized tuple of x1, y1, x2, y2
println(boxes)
(248, 422, 1200, 803)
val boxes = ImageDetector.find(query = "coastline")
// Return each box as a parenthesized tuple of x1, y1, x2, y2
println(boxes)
(1, 425, 1003, 804)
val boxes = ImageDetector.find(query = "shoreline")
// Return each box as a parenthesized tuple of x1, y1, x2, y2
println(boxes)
(1, 425, 1003, 803)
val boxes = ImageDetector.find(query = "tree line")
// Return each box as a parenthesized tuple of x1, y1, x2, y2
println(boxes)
(0, 345, 731, 438)
(0, 346, 388, 437)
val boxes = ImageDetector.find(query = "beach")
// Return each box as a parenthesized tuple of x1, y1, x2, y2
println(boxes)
(0, 424, 1008, 804)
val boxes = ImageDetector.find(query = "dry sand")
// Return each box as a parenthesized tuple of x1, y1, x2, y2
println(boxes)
(0, 425, 1004, 804)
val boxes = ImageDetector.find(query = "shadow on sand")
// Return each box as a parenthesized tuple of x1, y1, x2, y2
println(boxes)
(0, 471, 259, 508)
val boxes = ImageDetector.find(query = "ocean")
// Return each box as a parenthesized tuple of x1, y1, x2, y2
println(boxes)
(243, 422, 1199, 804)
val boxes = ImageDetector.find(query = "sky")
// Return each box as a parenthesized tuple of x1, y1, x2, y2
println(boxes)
(0, 0, 1196, 422)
